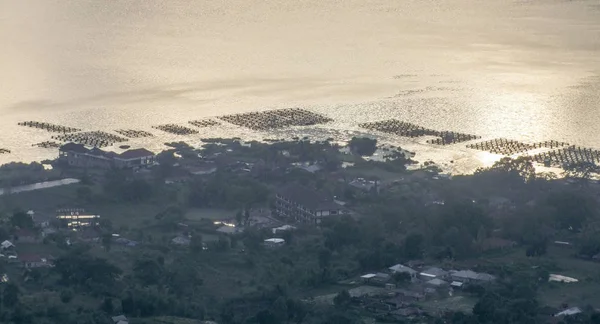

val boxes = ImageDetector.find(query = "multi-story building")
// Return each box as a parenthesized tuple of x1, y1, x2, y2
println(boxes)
(275, 184, 345, 224)
(56, 209, 100, 229)
(58, 143, 155, 169)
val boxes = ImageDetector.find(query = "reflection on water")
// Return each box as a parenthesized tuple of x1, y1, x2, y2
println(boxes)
(0, 0, 599, 171)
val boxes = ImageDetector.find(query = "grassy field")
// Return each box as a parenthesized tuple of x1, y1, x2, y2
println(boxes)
(0, 184, 80, 212)
(185, 208, 235, 222)
(418, 295, 477, 314)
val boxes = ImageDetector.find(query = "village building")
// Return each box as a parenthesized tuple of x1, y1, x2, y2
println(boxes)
(554, 307, 582, 317)
(425, 278, 449, 287)
(274, 184, 345, 224)
(0, 240, 15, 250)
(19, 254, 53, 269)
(112, 315, 129, 324)
(216, 225, 243, 235)
(450, 270, 496, 283)
(349, 178, 379, 192)
(171, 235, 191, 246)
(388, 264, 418, 279)
(264, 238, 285, 247)
(419, 267, 448, 280)
(115, 238, 138, 247)
(28, 210, 52, 228)
(59, 143, 155, 169)
(272, 225, 296, 234)
(56, 209, 100, 228)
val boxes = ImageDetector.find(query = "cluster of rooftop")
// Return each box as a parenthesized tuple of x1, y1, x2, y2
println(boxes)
(58, 143, 155, 169)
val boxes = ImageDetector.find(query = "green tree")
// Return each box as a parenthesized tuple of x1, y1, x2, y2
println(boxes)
(100, 297, 114, 314)
(133, 256, 164, 286)
(318, 248, 332, 269)
(2, 283, 20, 307)
(333, 290, 352, 309)
(102, 233, 112, 252)
(10, 211, 33, 229)
(403, 233, 424, 259)
(190, 233, 204, 254)
(236, 210, 243, 226)
(54, 251, 122, 287)
(76, 185, 93, 203)
(272, 296, 288, 323)
(349, 137, 377, 156)
(60, 289, 74, 303)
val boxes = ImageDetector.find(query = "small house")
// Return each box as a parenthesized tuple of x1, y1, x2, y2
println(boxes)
(264, 238, 285, 247)
(426, 278, 449, 287)
(389, 264, 418, 279)
(272, 225, 296, 234)
(112, 315, 129, 324)
(374, 272, 391, 283)
(450, 281, 464, 289)
(450, 270, 496, 283)
(115, 238, 138, 247)
(172, 236, 191, 246)
(554, 307, 582, 317)
(361, 273, 377, 283)
(420, 267, 447, 280)
(0, 240, 14, 250)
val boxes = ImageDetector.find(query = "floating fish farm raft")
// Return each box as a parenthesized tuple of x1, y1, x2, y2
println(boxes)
(32, 141, 61, 149)
(152, 124, 199, 135)
(359, 119, 479, 144)
(0, 148, 10, 154)
(17, 121, 80, 133)
(115, 129, 154, 138)
(189, 119, 220, 128)
(218, 108, 333, 131)
(530, 140, 570, 149)
(52, 131, 128, 148)
(427, 131, 481, 145)
(533, 146, 600, 167)
(467, 139, 533, 155)
(359, 120, 439, 137)
(467, 139, 570, 155)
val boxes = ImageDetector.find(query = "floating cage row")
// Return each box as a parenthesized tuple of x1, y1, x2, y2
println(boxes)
(18, 121, 80, 133)
(533, 146, 600, 168)
(115, 129, 154, 138)
(52, 131, 128, 148)
(467, 139, 570, 155)
(427, 132, 481, 145)
(32, 141, 61, 149)
(0, 148, 10, 154)
(359, 119, 439, 138)
(359, 119, 480, 144)
(219, 108, 333, 131)
(467, 138, 533, 155)
(152, 124, 199, 135)
(189, 119, 220, 128)
(530, 140, 570, 149)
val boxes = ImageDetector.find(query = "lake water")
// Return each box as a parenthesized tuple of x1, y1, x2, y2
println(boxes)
(1, 0, 599, 172)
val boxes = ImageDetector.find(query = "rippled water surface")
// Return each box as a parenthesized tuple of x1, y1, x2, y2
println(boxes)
(1, 0, 599, 171)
